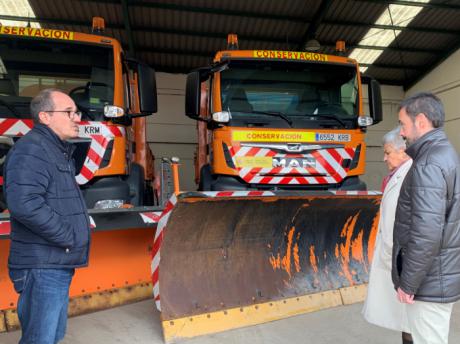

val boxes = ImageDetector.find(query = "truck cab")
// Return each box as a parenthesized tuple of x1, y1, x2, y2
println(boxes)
(186, 36, 382, 191)
(0, 20, 157, 209)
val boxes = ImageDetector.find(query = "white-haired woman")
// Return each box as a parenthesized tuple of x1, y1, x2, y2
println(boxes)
(363, 127, 413, 344)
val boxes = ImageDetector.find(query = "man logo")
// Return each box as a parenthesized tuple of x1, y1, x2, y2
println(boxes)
(272, 157, 315, 168)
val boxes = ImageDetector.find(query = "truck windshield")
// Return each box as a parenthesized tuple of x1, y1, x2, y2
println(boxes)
(0, 35, 114, 121)
(220, 60, 359, 128)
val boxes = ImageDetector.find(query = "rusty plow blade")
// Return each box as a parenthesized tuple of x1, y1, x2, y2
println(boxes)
(153, 191, 381, 342)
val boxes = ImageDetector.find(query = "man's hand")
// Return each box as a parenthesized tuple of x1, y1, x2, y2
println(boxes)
(397, 287, 415, 304)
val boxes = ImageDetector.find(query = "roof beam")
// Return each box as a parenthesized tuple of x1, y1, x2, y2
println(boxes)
(323, 19, 459, 35)
(355, 0, 460, 11)
(0, 14, 125, 29)
(76, 0, 301, 21)
(354, 63, 419, 70)
(366, 78, 405, 86)
(2, 13, 459, 37)
(136, 46, 212, 58)
(297, 0, 334, 51)
(323, 43, 441, 55)
(120, 0, 135, 56)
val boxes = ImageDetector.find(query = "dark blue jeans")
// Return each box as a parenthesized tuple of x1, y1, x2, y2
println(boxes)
(9, 268, 75, 344)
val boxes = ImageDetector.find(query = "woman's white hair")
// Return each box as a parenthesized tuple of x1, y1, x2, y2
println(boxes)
(382, 126, 406, 150)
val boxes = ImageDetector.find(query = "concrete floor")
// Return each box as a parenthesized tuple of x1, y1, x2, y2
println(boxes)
(1, 301, 459, 344)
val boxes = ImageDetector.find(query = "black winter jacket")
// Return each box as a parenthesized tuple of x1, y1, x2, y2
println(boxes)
(392, 128, 460, 303)
(4, 124, 90, 269)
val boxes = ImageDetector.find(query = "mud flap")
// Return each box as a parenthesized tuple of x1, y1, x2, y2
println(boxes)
(152, 191, 381, 342)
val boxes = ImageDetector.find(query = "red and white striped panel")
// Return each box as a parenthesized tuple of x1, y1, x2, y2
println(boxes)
(0, 118, 33, 136)
(205, 190, 276, 197)
(0, 119, 125, 185)
(89, 216, 96, 229)
(331, 190, 381, 196)
(151, 194, 177, 311)
(229, 146, 355, 185)
(75, 122, 125, 185)
(140, 211, 163, 224)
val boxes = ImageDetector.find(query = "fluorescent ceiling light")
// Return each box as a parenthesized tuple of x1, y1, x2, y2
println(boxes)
(0, 0, 40, 28)
(349, 0, 430, 72)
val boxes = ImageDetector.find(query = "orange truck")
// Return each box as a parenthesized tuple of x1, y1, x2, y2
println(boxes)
(186, 35, 382, 191)
(0, 18, 166, 332)
(149, 36, 384, 342)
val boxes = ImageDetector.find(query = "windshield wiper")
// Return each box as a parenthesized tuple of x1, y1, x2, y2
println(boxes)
(300, 113, 347, 127)
(245, 110, 293, 127)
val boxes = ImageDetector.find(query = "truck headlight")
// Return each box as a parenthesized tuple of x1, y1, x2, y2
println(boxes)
(104, 105, 124, 118)
(212, 111, 230, 123)
(357, 115, 373, 127)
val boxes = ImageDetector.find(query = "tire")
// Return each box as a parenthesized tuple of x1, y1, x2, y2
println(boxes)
(198, 164, 212, 191)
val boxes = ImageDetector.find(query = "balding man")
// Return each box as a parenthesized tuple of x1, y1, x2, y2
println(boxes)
(4, 89, 90, 344)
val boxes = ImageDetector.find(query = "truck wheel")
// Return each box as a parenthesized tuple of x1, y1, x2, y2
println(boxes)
(198, 165, 212, 191)
(126, 163, 145, 206)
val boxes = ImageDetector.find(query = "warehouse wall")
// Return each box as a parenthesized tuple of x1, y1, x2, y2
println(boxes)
(146, 73, 196, 191)
(362, 85, 404, 190)
(148, 72, 405, 191)
(406, 48, 460, 152)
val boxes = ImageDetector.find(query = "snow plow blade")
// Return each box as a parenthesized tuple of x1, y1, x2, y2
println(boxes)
(152, 191, 381, 342)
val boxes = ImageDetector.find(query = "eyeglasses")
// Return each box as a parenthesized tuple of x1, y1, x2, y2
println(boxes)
(44, 110, 82, 120)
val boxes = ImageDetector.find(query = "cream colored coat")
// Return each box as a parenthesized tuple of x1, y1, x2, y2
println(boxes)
(362, 159, 412, 332)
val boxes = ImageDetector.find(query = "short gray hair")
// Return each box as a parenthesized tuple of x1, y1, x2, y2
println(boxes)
(383, 127, 406, 150)
(30, 88, 61, 124)
(399, 92, 444, 128)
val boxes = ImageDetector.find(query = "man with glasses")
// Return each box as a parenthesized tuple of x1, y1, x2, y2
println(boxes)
(3, 89, 90, 343)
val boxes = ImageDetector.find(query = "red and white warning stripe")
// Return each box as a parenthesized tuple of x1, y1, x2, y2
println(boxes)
(140, 211, 163, 224)
(89, 216, 96, 229)
(151, 194, 177, 311)
(75, 122, 125, 185)
(0, 119, 33, 136)
(75, 134, 111, 185)
(203, 190, 276, 197)
(0, 119, 125, 185)
(229, 145, 355, 185)
(331, 190, 381, 196)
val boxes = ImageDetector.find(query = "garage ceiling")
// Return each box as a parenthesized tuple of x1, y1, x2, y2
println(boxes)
(2, 0, 460, 89)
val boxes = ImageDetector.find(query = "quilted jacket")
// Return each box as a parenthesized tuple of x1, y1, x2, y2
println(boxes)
(4, 124, 90, 269)
(392, 128, 460, 303)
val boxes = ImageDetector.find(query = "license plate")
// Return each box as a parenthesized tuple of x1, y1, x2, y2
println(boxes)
(315, 133, 351, 142)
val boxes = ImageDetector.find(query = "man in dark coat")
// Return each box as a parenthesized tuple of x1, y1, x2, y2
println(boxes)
(4, 89, 90, 344)
(392, 92, 460, 344)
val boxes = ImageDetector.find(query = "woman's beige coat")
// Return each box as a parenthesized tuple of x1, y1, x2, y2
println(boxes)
(362, 159, 412, 331)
